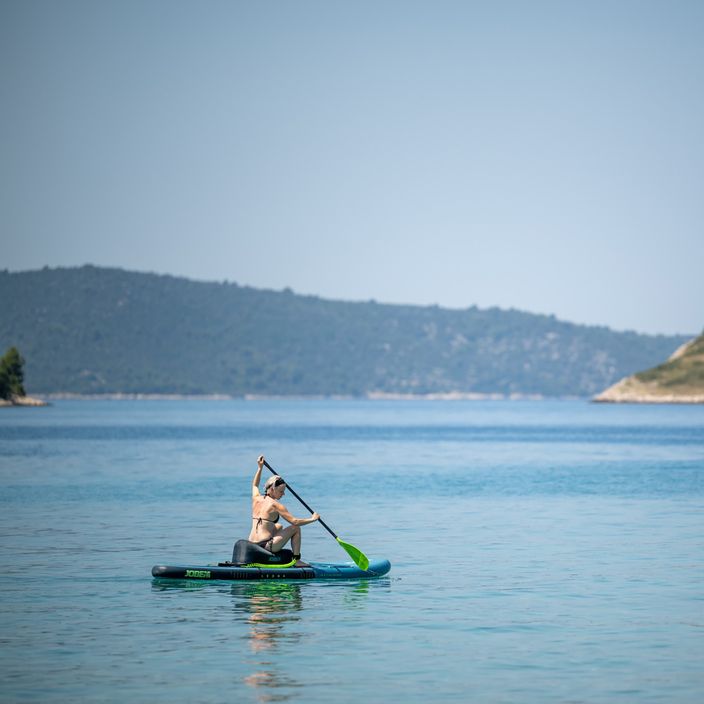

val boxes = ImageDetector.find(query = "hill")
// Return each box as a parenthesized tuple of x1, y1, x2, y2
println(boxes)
(594, 334, 704, 403)
(0, 266, 691, 397)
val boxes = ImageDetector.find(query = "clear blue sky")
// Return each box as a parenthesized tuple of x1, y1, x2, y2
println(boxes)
(2, 1, 702, 336)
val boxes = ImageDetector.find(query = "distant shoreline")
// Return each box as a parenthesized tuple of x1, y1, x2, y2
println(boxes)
(10, 392, 701, 405)
(22, 391, 701, 404)
(33, 391, 576, 401)
(592, 394, 704, 404)
(0, 396, 49, 408)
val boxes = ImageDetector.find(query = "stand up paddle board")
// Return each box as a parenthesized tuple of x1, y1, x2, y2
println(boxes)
(151, 558, 391, 581)
(152, 539, 389, 581)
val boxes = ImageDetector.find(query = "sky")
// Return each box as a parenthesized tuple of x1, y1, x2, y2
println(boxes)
(1, 0, 703, 336)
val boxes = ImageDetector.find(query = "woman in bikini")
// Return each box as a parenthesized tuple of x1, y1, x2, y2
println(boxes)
(248, 455, 319, 567)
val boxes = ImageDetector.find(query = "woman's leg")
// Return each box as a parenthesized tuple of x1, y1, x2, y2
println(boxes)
(269, 524, 301, 553)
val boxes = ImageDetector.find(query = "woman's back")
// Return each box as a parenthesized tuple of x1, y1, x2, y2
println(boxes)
(249, 495, 280, 541)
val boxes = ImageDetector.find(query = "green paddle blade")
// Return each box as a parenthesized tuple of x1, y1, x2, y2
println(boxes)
(336, 537, 369, 571)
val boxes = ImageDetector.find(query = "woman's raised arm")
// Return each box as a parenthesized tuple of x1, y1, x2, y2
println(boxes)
(251, 455, 265, 497)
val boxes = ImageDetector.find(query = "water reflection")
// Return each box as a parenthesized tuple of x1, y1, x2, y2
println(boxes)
(340, 578, 370, 606)
(231, 580, 375, 701)
(232, 582, 304, 652)
(151, 578, 218, 592)
(151, 577, 379, 702)
(231, 582, 304, 701)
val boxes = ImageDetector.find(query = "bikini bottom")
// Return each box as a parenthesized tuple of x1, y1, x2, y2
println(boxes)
(256, 538, 274, 552)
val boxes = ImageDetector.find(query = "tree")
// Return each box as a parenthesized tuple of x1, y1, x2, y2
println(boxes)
(0, 364, 8, 400)
(0, 347, 26, 399)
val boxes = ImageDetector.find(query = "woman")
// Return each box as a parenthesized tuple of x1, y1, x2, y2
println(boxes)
(248, 455, 319, 567)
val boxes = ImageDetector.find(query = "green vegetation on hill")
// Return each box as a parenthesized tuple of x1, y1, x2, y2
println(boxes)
(0, 266, 691, 397)
(634, 334, 704, 390)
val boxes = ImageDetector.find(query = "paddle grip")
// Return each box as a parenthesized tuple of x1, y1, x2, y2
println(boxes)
(263, 460, 338, 539)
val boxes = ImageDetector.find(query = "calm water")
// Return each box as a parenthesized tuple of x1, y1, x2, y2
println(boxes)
(1, 399, 703, 703)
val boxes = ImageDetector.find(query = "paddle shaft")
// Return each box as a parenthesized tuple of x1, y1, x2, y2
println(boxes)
(263, 460, 339, 539)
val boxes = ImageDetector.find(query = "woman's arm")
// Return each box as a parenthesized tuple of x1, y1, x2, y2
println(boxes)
(251, 455, 265, 498)
(276, 503, 320, 527)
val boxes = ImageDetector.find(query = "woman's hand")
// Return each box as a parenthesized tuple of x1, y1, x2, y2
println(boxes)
(311, 512, 320, 521)
(252, 455, 265, 497)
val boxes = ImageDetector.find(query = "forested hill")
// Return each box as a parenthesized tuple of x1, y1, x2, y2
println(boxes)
(0, 266, 690, 397)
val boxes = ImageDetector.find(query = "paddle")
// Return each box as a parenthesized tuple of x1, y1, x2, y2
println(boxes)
(263, 459, 370, 571)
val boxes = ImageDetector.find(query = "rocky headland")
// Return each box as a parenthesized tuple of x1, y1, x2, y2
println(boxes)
(594, 334, 704, 403)
(0, 395, 48, 408)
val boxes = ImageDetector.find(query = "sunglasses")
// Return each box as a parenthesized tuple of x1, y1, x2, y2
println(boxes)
(273, 478, 286, 488)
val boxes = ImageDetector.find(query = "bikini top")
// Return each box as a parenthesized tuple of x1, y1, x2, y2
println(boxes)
(252, 506, 279, 527)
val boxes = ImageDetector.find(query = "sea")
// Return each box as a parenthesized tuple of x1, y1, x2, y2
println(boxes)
(0, 398, 702, 703)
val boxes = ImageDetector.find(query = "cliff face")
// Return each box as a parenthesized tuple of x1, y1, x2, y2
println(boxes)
(594, 334, 704, 403)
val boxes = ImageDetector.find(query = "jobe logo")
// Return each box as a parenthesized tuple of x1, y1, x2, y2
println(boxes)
(185, 569, 211, 579)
